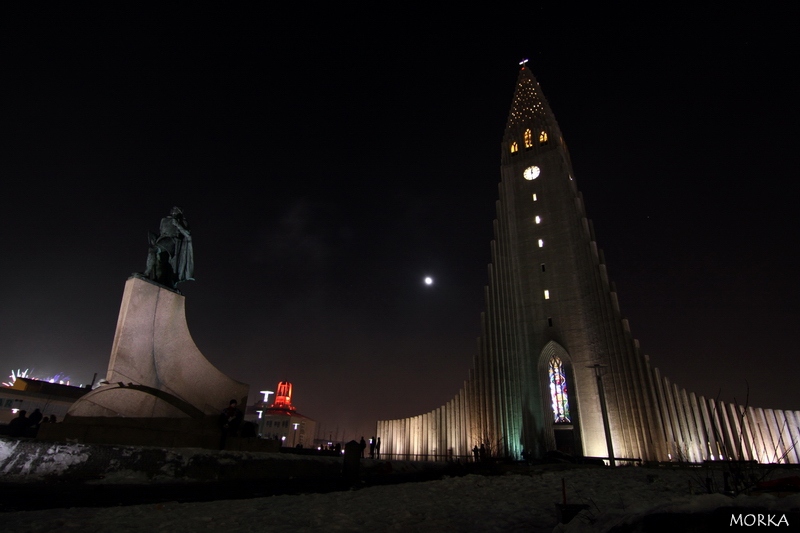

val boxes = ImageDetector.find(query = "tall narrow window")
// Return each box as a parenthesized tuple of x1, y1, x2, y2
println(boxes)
(510, 141, 518, 154)
(538, 239, 544, 248)
(535, 216, 541, 224)
(549, 355, 571, 423)
(540, 263, 546, 272)
(543, 289, 550, 299)
(524, 129, 532, 148)
(532, 193, 537, 201)
(539, 130, 548, 144)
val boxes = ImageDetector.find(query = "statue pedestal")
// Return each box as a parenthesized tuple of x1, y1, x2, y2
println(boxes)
(51, 276, 249, 448)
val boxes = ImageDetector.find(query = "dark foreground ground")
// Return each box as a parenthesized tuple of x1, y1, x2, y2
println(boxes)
(0, 436, 507, 513)
(0, 464, 477, 513)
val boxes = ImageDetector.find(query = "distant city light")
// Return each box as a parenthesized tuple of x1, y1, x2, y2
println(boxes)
(424, 277, 433, 285)
(2, 368, 71, 387)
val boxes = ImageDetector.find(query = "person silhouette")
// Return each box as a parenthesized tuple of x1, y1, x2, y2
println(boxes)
(218, 399, 243, 449)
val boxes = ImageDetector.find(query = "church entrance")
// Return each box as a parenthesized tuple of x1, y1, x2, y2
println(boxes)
(554, 426, 576, 455)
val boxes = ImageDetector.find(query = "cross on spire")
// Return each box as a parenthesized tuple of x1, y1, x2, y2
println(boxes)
(519, 58, 529, 68)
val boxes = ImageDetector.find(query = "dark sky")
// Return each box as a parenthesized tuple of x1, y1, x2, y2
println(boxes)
(2, 21, 799, 441)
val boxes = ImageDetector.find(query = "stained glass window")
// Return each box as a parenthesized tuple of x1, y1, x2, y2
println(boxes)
(549, 355, 571, 423)
(539, 130, 548, 144)
(510, 141, 518, 153)
(524, 129, 533, 148)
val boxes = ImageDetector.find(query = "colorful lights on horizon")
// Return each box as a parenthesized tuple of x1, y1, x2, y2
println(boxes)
(2, 368, 73, 388)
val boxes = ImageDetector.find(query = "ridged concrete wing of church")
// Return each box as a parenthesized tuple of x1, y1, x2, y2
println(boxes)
(376, 66, 800, 465)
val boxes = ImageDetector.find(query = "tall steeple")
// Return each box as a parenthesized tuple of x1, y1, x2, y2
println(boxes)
(502, 63, 564, 162)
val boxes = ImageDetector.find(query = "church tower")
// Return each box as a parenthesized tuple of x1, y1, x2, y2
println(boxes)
(495, 63, 663, 460)
(377, 63, 800, 465)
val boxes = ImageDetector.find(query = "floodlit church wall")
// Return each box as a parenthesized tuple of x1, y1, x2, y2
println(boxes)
(773, 410, 789, 462)
(497, 189, 521, 458)
(774, 409, 796, 463)
(688, 392, 709, 461)
(760, 409, 776, 461)
(603, 302, 641, 459)
(666, 378, 686, 458)
(731, 402, 749, 460)
(571, 363, 605, 458)
(460, 386, 470, 455)
(705, 398, 722, 459)
(688, 392, 706, 460)
(642, 356, 669, 458)
(781, 411, 800, 463)
(779, 411, 795, 463)
(698, 396, 718, 460)
(756, 407, 776, 462)
(720, 400, 738, 460)
(736, 404, 756, 462)
(673, 387, 694, 461)
(664, 383, 687, 460)
(674, 384, 696, 462)
(784, 411, 800, 463)
(765, 409, 786, 462)
(652, 368, 674, 455)
(632, 343, 660, 459)
(743, 407, 763, 462)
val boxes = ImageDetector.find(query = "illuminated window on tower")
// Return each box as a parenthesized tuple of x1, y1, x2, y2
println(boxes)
(549, 355, 571, 423)
(524, 129, 532, 148)
(539, 130, 548, 144)
(510, 141, 518, 153)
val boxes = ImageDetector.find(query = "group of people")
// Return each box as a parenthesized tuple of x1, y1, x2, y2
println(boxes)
(359, 436, 381, 459)
(7, 409, 57, 438)
(472, 443, 488, 462)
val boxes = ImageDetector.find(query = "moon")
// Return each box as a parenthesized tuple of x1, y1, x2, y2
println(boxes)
(424, 277, 433, 286)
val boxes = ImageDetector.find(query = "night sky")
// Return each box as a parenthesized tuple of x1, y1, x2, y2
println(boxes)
(2, 22, 799, 442)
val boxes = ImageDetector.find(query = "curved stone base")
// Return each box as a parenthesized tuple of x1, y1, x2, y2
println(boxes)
(67, 383, 206, 419)
(67, 276, 249, 423)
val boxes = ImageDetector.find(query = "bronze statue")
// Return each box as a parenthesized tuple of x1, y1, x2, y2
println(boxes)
(143, 207, 194, 288)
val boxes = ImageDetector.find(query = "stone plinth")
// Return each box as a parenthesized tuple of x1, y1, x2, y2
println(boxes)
(67, 275, 248, 423)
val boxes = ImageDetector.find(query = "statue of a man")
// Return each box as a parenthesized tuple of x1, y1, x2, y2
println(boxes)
(143, 207, 195, 288)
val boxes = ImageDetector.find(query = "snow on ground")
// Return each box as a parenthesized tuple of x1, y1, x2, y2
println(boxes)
(3, 465, 799, 532)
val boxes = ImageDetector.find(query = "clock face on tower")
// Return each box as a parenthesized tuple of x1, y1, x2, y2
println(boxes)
(523, 166, 540, 180)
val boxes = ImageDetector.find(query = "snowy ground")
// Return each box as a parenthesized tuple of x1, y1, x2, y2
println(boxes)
(2, 462, 799, 532)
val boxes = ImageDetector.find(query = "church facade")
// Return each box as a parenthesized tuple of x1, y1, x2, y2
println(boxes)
(376, 65, 800, 465)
